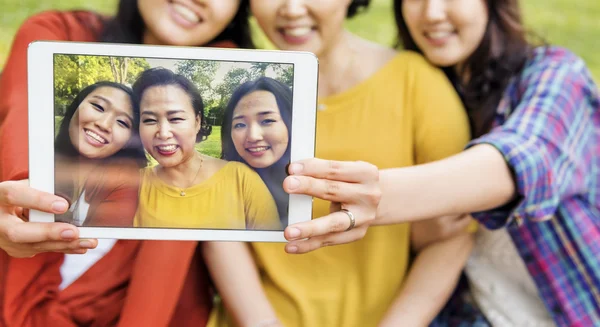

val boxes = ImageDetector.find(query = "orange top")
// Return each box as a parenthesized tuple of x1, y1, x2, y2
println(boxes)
(0, 10, 237, 327)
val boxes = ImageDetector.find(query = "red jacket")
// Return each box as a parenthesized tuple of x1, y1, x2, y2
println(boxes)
(0, 10, 237, 326)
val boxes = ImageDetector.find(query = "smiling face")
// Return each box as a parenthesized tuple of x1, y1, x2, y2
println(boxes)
(138, 0, 239, 46)
(231, 90, 289, 169)
(139, 85, 201, 168)
(401, 0, 488, 67)
(68, 86, 134, 159)
(250, 0, 352, 56)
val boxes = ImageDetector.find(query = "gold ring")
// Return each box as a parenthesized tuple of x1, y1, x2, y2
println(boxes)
(341, 209, 355, 231)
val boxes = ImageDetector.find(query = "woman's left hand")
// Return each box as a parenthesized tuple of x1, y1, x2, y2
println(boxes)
(282, 158, 382, 254)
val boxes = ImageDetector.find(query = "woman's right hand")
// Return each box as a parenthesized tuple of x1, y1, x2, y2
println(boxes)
(0, 180, 98, 258)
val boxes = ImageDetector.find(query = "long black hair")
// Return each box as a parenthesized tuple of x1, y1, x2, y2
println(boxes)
(221, 77, 293, 225)
(100, 0, 254, 48)
(394, 0, 537, 138)
(132, 67, 212, 143)
(55, 81, 147, 167)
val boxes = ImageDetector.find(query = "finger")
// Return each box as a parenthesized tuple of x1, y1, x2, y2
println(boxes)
(62, 248, 89, 255)
(0, 181, 68, 214)
(31, 238, 98, 253)
(284, 210, 359, 241)
(288, 158, 378, 184)
(284, 175, 366, 203)
(285, 225, 368, 254)
(1, 221, 82, 243)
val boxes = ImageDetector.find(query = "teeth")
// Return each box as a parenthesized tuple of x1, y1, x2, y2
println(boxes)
(158, 145, 178, 152)
(248, 147, 269, 153)
(85, 130, 106, 144)
(172, 3, 200, 23)
(284, 27, 312, 37)
(427, 31, 452, 39)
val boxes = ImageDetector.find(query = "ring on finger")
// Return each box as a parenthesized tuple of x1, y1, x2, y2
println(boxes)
(340, 208, 356, 231)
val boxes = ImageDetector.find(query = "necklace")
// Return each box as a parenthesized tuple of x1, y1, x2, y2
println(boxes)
(179, 155, 204, 197)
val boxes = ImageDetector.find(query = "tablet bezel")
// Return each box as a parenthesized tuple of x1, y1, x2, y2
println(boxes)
(28, 41, 318, 242)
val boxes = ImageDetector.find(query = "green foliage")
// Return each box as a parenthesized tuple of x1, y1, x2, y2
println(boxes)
(175, 59, 219, 101)
(53, 54, 150, 116)
(213, 67, 252, 114)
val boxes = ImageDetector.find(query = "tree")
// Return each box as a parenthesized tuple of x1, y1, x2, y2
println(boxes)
(214, 67, 253, 105)
(249, 62, 271, 79)
(53, 54, 150, 116)
(175, 60, 219, 101)
(274, 65, 294, 89)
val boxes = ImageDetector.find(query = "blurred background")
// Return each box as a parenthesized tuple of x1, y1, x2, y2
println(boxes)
(1, 0, 599, 81)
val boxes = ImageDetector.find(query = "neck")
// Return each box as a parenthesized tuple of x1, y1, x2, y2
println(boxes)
(317, 30, 360, 98)
(159, 153, 202, 188)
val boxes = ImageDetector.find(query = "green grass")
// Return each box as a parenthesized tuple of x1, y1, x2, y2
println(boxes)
(2, 0, 598, 81)
(197, 126, 222, 159)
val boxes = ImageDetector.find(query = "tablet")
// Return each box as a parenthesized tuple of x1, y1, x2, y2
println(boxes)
(28, 41, 318, 242)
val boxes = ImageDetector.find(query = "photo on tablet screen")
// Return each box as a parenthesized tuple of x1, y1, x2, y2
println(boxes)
(52, 53, 294, 231)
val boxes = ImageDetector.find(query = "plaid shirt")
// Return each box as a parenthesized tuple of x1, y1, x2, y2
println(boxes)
(467, 46, 600, 327)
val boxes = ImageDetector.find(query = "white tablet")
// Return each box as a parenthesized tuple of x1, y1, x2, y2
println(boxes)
(28, 41, 317, 242)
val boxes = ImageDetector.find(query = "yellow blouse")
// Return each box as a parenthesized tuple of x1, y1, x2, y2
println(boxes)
(134, 161, 281, 230)
(210, 51, 471, 326)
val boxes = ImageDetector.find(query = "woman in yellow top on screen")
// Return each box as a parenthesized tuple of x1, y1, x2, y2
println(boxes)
(221, 76, 292, 226)
(132, 67, 280, 230)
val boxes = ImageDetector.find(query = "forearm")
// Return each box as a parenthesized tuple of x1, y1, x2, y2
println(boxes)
(375, 144, 515, 225)
(201, 242, 279, 327)
(379, 233, 474, 327)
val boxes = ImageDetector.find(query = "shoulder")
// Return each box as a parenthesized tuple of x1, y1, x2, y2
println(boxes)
(17, 10, 105, 40)
(397, 50, 450, 82)
(221, 161, 257, 176)
(204, 158, 259, 181)
(366, 49, 451, 91)
(511, 46, 598, 104)
(352, 39, 398, 78)
(520, 46, 593, 85)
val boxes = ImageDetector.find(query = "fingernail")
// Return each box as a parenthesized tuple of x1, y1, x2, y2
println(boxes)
(52, 201, 68, 212)
(288, 227, 301, 239)
(79, 240, 94, 248)
(288, 177, 300, 190)
(287, 245, 298, 253)
(289, 163, 303, 175)
(60, 230, 75, 240)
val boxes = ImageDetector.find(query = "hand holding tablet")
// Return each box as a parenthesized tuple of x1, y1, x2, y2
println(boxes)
(28, 41, 318, 242)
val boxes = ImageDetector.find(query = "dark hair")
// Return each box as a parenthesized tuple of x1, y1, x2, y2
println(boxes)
(132, 67, 212, 143)
(220, 77, 292, 166)
(394, 0, 537, 138)
(100, 0, 254, 48)
(55, 81, 147, 167)
(348, 0, 371, 18)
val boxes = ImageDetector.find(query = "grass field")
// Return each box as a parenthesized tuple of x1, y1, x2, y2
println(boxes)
(2, 0, 598, 80)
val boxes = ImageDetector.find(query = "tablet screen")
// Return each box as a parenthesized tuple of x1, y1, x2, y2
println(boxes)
(52, 53, 294, 231)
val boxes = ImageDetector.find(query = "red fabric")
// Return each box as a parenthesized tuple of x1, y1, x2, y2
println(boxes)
(0, 10, 238, 327)
(54, 158, 142, 227)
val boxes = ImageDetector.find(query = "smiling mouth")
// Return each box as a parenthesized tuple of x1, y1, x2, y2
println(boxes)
(278, 26, 314, 44)
(84, 129, 107, 144)
(281, 27, 312, 37)
(247, 146, 271, 153)
(156, 144, 179, 155)
(424, 31, 455, 40)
